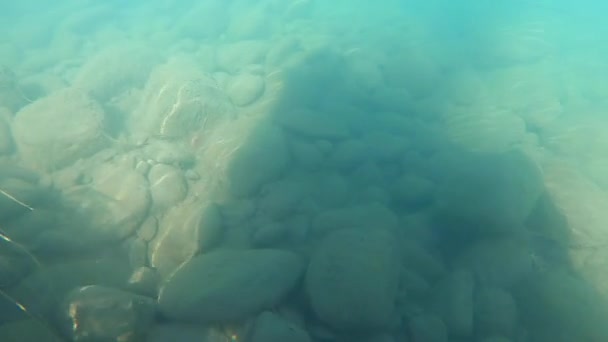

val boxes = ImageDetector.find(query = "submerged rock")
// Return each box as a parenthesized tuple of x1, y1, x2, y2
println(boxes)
(305, 228, 400, 332)
(227, 73, 265, 107)
(433, 149, 544, 237)
(249, 311, 312, 342)
(148, 201, 223, 278)
(56, 285, 157, 341)
(12, 87, 107, 171)
(158, 248, 304, 323)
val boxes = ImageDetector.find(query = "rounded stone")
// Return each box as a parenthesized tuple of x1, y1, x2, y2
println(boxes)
(158, 249, 304, 323)
(227, 73, 265, 107)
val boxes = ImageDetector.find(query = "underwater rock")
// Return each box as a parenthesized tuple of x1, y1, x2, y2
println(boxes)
(10, 158, 148, 254)
(148, 163, 188, 212)
(359, 130, 410, 163)
(289, 138, 326, 170)
(399, 240, 445, 282)
(0, 177, 50, 222)
(431, 270, 475, 338)
(127, 266, 161, 298)
(442, 103, 528, 154)
(149, 201, 223, 278)
(382, 51, 440, 99)
(226, 123, 290, 198)
(479, 337, 512, 342)
(127, 238, 148, 269)
(276, 107, 350, 140)
(515, 268, 608, 341)
(12, 87, 107, 171)
(130, 55, 234, 139)
(248, 311, 312, 342)
(408, 314, 448, 342)
(0, 239, 37, 288)
(310, 172, 350, 209)
(227, 73, 265, 107)
(140, 139, 194, 167)
(57, 285, 156, 342)
(305, 228, 400, 332)
(227, 4, 274, 40)
(390, 173, 435, 210)
(433, 149, 544, 237)
(173, 0, 229, 41)
(454, 237, 535, 289)
(61, 161, 150, 246)
(146, 323, 234, 342)
(158, 249, 304, 323)
(330, 139, 371, 169)
(216, 40, 268, 74)
(0, 115, 13, 155)
(266, 37, 301, 68)
(399, 269, 431, 300)
(72, 44, 156, 102)
(311, 202, 398, 236)
(251, 221, 288, 248)
(475, 287, 519, 340)
(10, 257, 133, 322)
(0, 319, 63, 342)
(136, 216, 158, 242)
(257, 176, 311, 220)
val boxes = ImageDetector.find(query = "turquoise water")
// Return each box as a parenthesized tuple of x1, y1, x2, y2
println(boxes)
(1, 1, 608, 341)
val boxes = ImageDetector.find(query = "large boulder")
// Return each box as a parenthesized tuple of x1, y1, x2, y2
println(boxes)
(22, 161, 152, 253)
(56, 285, 157, 342)
(12, 87, 107, 170)
(129, 55, 234, 140)
(226, 72, 265, 107)
(72, 44, 156, 101)
(433, 149, 544, 237)
(226, 123, 290, 197)
(148, 201, 223, 278)
(305, 228, 400, 332)
(158, 249, 304, 323)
